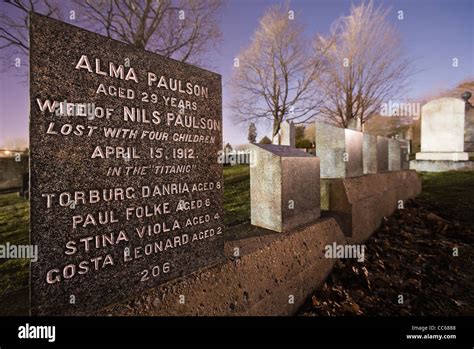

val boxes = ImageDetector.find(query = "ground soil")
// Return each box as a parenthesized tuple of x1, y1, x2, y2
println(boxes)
(299, 197, 474, 316)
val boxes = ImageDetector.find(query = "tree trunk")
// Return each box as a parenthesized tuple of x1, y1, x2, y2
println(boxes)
(272, 118, 281, 144)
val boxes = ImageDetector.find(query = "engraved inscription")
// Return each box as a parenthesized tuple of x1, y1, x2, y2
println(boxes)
(30, 14, 223, 315)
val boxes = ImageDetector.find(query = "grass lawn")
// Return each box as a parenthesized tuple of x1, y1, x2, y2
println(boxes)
(419, 171, 474, 226)
(223, 164, 250, 226)
(0, 194, 29, 293)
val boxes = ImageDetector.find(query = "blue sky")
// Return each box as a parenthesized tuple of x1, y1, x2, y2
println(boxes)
(0, 0, 473, 147)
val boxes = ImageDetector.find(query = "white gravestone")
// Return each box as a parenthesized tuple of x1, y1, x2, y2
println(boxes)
(416, 97, 468, 161)
(280, 121, 296, 147)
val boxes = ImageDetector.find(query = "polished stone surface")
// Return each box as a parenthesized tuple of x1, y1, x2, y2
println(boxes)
(315, 122, 363, 178)
(250, 144, 320, 233)
(30, 13, 223, 315)
(388, 139, 402, 171)
(363, 133, 378, 174)
(376, 136, 389, 173)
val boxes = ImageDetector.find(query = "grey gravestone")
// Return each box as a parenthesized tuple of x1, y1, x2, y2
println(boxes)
(465, 105, 474, 155)
(30, 13, 223, 315)
(280, 121, 295, 147)
(388, 139, 402, 171)
(315, 122, 363, 178)
(19, 172, 29, 199)
(345, 129, 364, 177)
(362, 133, 377, 174)
(347, 117, 361, 131)
(399, 139, 410, 170)
(315, 121, 345, 178)
(376, 136, 389, 172)
(250, 144, 320, 233)
(272, 133, 280, 145)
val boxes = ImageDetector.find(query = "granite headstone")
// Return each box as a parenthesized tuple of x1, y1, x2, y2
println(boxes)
(280, 121, 295, 147)
(249, 143, 320, 233)
(30, 13, 223, 315)
(362, 133, 378, 175)
(415, 97, 468, 161)
(376, 136, 389, 172)
(388, 139, 402, 171)
(399, 139, 410, 170)
(315, 122, 363, 178)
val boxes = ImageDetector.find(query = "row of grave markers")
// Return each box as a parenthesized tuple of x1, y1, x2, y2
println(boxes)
(315, 121, 410, 177)
(250, 120, 411, 233)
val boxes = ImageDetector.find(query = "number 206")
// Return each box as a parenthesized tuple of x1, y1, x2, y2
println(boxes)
(140, 262, 171, 282)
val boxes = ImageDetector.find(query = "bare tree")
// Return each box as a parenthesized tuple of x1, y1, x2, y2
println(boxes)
(230, 3, 325, 140)
(314, 1, 414, 128)
(0, 0, 224, 75)
(0, 0, 61, 74)
(73, 0, 223, 66)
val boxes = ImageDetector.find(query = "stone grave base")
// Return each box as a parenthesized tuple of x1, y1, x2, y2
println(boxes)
(320, 170, 422, 244)
(410, 159, 474, 172)
(99, 218, 346, 316)
(97, 171, 420, 316)
(415, 152, 469, 161)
